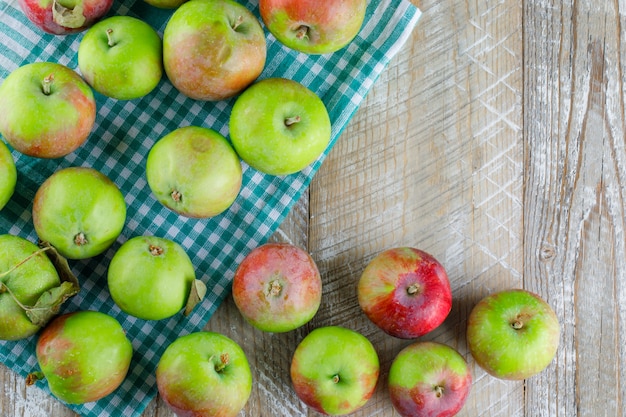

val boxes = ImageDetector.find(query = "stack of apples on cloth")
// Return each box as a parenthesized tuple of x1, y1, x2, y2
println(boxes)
(0, 0, 561, 416)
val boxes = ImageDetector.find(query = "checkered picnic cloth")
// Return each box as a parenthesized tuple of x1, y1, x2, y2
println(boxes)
(0, 0, 421, 415)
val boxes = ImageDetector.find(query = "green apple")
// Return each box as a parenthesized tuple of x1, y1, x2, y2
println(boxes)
(229, 77, 331, 176)
(146, 126, 242, 218)
(30, 310, 133, 404)
(0, 141, 17, 210)
(0, 62, 96, 159)
(163, 0, 266, 100)
(466, 289, 560, 380)
(32, 167, 127, 260)
(107, 235, 196, 320)
(0, 235, 61, 341)
(78, 15, 163, 100)
(388, 341, 472, 417)
(143, 0, 188, 8)
(290, 326, 380, 415)
(259, 0, 367, 55)
(157, 331, 252, 417)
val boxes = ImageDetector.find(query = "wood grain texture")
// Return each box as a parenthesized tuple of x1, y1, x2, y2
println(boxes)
(3, 0, 623, 415)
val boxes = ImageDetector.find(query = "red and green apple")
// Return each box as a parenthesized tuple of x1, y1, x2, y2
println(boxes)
(232, 242, 322, 333)
(162, 0, 266, 100)
(357, 247, 452, 339)
(466, 288, 560, 380)
(229, 77, 331, 176)
(389, 341, 472, 417)
(156, 331, 252, 417)
(17, 0, 114, 35)
(78, 15, 163, 100)
(145, 126, 242, 218)
(0, 62, 96, 159)
(259, 0, 367, 54)
(0, 141, 16, 210)
(290, 326, 379, 415)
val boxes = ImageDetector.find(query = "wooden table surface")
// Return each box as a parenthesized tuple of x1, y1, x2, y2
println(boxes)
(3, 0, 625, 415)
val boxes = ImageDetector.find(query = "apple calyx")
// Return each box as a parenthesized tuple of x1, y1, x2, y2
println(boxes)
(74, 232, 88, 246)
(434, 385, 444, 398)
(149, 244, 165, 257)
(266, 279, 283, 297)
(52, 0, 86, 29)
(25, 371, 45, 386)
(212, 352, 230, 373)
(171, 190, 183, 203)
(284, 115, 301, 127)
(42, 74, 55, 95)
(294, 25, 310, 41)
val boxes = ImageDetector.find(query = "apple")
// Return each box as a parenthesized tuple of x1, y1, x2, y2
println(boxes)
(107, 235, 196, 320)
(17, 0, 114, 35)
(357, 247, 452, 339)
(0, 235, 61, 340)
(156, 331, 252, 417)
(232, 242, 322, 333)
(28, 310, 133, 404)
(290, 326, 379, 415)
(466, 289, 560, 380)
(78, 15, 163, 100)
(0, 141, 17, 210)
(259, 0, 367, 55)
(32, 166, 127, 260)
(0, 62, 96, 159)
(162, 0, 266, 101)
(146, 126, 242, 218)
(229, 77, 331, 176)
(388, 341, 472, 417)
(143, 0, 188, 8)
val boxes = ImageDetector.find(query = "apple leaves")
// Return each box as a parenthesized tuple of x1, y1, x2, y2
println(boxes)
(52, 0, 86, 29)
(184, 279, 207, 316)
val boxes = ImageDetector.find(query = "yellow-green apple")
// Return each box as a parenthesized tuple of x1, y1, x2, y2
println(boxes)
(0, 141, 17, 210)
(357, 247, 452, 339)
(28, 310, 133, 404)
(0, 235, 61, 340)
(78, 15, 163, 100)
(259, 0, 367, 54)
(107, 235, 196, 320)
(32, 167, 127, 260)
(232, 242, 322, 333)
(229, 77, 331, 176)
(0, 62, 96, 159)
(388, 341, 472, 417)
(156, 331, 252, 417)
(143, 0, 188, 8)
(466, 289, 560, 380)
(290, 326, 379, 415)
(17, 0, 113, 35)
(163, 0, 266, 100)
(146, 126, 242, 218)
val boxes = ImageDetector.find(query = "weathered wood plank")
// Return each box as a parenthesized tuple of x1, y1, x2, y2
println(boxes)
(524, 0, 626, 415)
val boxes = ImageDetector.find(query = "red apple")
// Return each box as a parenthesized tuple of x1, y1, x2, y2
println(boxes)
(357, 247, 452, 339)
(17, 0, 114, 35)
(163, 0, 266, 100)
(232, 242, 322, 332)
(259, 0, 367, 54)
(389, 341, 472, 417)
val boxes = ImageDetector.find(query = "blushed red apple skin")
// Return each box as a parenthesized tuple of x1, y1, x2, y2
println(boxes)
(163, 0, 266, 101)
(0, 62, 96, 159)
(18, 0, 114, 35)
(259, 0, 367, 54)
(357, 247, 452, 339)
(388, 342, 472, 417)
(232, 242, 322, 333)
(36, 311, 133, 404)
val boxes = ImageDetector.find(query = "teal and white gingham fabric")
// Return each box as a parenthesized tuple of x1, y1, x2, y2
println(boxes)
(0, 0, 421, 415)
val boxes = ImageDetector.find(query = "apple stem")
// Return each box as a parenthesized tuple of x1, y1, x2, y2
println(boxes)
(284, 115, 301, 127)
(407, 283, 421, 296)
(42, 74, 54, 95)
(149, 245, 164, 256)
(295, 25, 310, 40)
(231, 15, 244, 31)
(106, 28, 116, 47)
(74, 232, 88, 247)
(332, 374, 340, 384)
(435, 385, 444, 398)
(511, 320, 524, 330)
(25, 371, 45, 386)
(213, 353, 230, 373)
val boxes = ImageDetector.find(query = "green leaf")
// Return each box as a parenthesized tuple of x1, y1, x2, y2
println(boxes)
(25, 281, 80, 327)
(184, 279, 207, 316)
